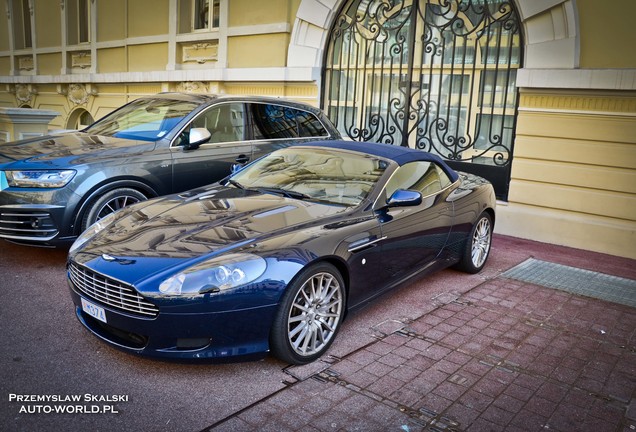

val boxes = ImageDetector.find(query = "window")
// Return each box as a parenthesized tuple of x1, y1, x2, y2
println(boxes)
(67, 0, 90, 44)
(479, 71, 517, 108)
(77, 111, 94, 129)
(231, 148, 387, 206)
(385, 161, 451, 199)
(68, 108, 95, 130)
(87, 98, 198, 142)
(474, 114, 514, 164)
(323, 0, 522, 199)
(296, 110, 329, 138)
(188, 103, 245, 144)
(179, 0, 220, 33)
(250, 104, 328, 140)
(12, 0, 32, 49)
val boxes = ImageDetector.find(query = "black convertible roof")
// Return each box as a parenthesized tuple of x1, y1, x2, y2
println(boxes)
(303, 140, 459, 182)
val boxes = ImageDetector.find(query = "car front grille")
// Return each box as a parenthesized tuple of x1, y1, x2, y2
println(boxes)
(69, 262, 159, 318)
(0, 210, 58, 240)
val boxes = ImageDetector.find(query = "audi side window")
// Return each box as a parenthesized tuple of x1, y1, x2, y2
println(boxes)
(176, 103, 245, 146)
(296, 110, 328, 137)
(195, 103, 245, 143)
(250, 104, 295, 139)
(250, 104, 328, 139)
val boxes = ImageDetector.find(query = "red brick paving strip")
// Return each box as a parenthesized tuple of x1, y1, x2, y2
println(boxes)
(208, 277, 636, 431)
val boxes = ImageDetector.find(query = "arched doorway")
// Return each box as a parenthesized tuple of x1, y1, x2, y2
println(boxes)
(66, 108, 95, 130)
(322, 0, 522, 199)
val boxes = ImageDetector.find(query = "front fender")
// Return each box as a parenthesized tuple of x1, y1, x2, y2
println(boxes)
(72, 178, 159, 235)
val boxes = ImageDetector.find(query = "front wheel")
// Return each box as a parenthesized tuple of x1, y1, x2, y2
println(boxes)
(270, 263, 345, 365)
(81, 188, 147, 231)
(455, 212, 493, 274)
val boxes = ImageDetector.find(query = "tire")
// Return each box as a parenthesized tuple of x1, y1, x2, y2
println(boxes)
(270, 262, 345, 365)
(455, 212, 493, 274)
(81, 188, 147, 231)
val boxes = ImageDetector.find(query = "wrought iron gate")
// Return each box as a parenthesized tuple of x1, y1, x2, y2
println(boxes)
(322, 0, 521, 199)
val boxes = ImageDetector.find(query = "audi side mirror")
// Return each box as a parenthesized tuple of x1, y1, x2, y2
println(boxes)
(183, 128, 211, 150)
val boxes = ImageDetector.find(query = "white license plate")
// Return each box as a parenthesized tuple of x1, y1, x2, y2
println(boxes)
(81, 298, 107, 323)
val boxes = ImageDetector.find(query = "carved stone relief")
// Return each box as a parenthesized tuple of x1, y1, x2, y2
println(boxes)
(176, 82, 209, 93)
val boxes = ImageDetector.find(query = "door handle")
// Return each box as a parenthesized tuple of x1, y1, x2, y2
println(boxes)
(235, 154, 250, 164)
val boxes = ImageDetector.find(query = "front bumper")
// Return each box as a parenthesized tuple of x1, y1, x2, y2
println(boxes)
(0, 204, 66, 242)
(68, 278, 278, 362)
(0, 188, 80, 245)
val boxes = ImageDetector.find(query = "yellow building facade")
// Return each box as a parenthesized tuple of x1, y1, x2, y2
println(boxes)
(0, 0, 634, 259)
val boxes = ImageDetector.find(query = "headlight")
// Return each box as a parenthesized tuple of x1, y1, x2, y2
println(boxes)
(6, 170, 76, 188)
(159, 253, 267, 296)
(68, 211, 120, 254)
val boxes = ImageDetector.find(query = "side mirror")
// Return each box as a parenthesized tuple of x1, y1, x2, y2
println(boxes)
(386, 189, 422, 208)
(183, 128, 211, 150)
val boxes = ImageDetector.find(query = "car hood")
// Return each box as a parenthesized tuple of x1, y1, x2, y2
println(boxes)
(0, 132, 155, 167)
(71, 186, 350, 287)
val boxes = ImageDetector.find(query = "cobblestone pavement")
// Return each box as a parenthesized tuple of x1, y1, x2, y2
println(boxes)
(208, 269, 636, 431)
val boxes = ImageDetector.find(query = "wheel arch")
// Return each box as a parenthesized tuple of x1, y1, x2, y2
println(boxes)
(483, 206, 496, 227)
(72, 178, 159, 235)
(304, 255, 351, 317)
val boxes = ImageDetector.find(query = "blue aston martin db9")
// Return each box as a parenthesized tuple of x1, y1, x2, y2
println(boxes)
(67, 140, 495, 364)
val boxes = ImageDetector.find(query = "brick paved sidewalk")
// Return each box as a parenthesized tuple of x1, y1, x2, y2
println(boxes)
(209, 271, 636, 431)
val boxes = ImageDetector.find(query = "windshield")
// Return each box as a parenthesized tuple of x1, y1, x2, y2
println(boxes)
(85, 98, 199, 142)
(230, 147, 389, 206)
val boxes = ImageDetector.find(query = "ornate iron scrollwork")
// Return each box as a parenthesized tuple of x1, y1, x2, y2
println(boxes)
(323, 0, 521, 169)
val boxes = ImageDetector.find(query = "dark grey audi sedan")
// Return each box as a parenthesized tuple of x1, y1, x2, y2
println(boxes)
(0, 93, 340, 246)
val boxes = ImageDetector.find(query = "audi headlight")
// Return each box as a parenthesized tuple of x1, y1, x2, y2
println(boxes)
(6, 170, 76, 188)
(159, 253, 267, 296)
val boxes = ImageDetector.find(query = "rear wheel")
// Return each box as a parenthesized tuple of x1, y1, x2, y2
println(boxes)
(270, 263, 345, 365)
(81, 188, 146, 231)
(455, 212, 493, 274)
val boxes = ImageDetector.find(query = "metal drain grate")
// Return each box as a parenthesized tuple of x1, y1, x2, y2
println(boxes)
(502, 258, 636, 308)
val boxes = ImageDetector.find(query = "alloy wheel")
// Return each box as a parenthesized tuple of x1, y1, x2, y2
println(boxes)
(471, 216, 492, 268)
(287, 271, 343, 357)
(95, 195, 142, 221)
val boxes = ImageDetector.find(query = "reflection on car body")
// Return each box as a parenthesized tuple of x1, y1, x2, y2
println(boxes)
(67, 140, 496, 365)
(0, 93, 339, 246)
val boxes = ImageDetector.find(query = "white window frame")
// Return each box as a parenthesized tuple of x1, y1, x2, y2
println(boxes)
(67, 0, 91, 45)
(191, 0, 220, 32)
(12, 0, 32, 49)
